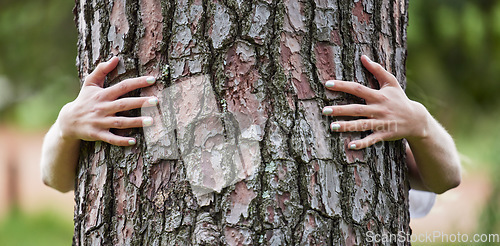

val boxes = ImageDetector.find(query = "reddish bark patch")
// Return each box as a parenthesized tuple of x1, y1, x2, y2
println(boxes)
(109, 0, 129, 54)
(267, 205, 275, 223)
(138, 0, 163, 65)
(224, 43, 268, 138)
(314, 42, 336, 82)
(279, 33, 315, 99)
(352, 1, 370, 24)
(277, 192, 290, 213)
(224, 227, 251, 246)
(226, 181, 257, 224)
(331, 29, 342, 46)
(277, 162, 287, 180)
(146, 161, 171, 201)
(128, 156, 143, 188)
(344, 137, 365, 163)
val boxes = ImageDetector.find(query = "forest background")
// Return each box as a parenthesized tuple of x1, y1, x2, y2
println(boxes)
(0, 0, 498, 245)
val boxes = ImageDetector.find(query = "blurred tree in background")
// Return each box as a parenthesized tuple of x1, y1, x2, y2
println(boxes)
(0, 0, 78, 129)
(407, 0, 500, 139)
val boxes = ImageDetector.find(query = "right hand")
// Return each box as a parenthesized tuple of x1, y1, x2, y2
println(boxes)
(58, 57, 158, 146)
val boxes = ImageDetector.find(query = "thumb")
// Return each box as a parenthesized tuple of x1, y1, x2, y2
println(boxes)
(361, 55, 399, 88)
(83, 57, 119, 87)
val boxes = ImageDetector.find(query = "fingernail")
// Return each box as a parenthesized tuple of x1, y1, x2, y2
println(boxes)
(143, 117, 153, 127)
(148, 97, 158, 106)
(349, 143, 357, 150)
(146, 76, 156, 84)
(330, 123, 341, 131)
(322, 107, 333, 115)
(128, 139, 136, 145)
(325, 81, 335, 88)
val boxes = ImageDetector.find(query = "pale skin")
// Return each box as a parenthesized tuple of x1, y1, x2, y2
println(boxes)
(41, 56, 461, 194)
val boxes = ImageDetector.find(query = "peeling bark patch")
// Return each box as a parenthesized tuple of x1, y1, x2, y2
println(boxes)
(247, 3, 271, 45)
(91, 2, 101, 63)
(226, 181, 257, 224)
(108, 0, 129, 54)
(210, 3, 232, 49)
(314, 42, 336, 81)
(85, 151, 106, 230)
(225, 42, 268, 142)
(352, 1, 370, 24)
(138, 0, 163, 65)
(144, 75, 260, 198)
(280, 33, 315, 99)
(224, 227, 252, 246)
(283, 0, 305, 32)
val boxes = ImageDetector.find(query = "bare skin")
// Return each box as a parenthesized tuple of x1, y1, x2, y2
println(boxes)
(322, 55, 461, 194)
(41, 56, 461, 194)
(40, 57, 158, 192)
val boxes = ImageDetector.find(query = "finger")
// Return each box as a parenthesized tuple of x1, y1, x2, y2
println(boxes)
(330, 119, 384, 132)
(360, 55, 399, 88)
(97, 131, 137, 146)
(322, 104, 378, 117)
(104, 97, 159, 114)
(83, 57, 120, 87)
(100, 116, 154, 129)
(348, 132, 392, 150)
(324, 80, 381, 102)
(104, 76, 156, 100)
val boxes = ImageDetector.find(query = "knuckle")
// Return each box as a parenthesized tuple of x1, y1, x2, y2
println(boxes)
(92, 91, 105, 101)
(378, 94, 389, 102)
(362, 121, 369, 129)
(88, 132, 99, 140)
(90, 104, 103, 113)
(113, 119, 123, 128)
(355, 106, 364, 115)
(335, 107, 342, 114)
(115, 101, 126, 111)
(106, 137, 114, 144)
(354, 84, 364, 93)
(378, 108, 390, 116)
(374, 63, 384, 72)
(118, 82, 129, 92)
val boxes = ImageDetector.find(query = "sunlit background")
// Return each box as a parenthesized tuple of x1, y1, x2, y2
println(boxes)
(0, 0, 499, 245)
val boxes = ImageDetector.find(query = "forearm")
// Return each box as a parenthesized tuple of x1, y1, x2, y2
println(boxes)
(40, 119, 80, 192)
(406, 102, 461, 194)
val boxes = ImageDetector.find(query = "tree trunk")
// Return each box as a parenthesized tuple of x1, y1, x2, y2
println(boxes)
(73, 0, 410, 245)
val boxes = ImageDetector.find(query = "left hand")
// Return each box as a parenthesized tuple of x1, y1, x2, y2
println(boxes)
(322, 55, 429, 149)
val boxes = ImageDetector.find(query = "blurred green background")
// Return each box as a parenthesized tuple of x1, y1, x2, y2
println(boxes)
(0, 0, 498, 245)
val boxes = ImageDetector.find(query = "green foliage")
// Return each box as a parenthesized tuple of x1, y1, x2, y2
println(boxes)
(0, 0, 79, 129)
(407, 0, 500, 121)
(407, 0, 500, 239)
(0, 209, 73, 246)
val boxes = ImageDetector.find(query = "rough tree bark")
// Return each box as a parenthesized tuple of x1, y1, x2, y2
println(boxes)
(73, 0, 410, 245)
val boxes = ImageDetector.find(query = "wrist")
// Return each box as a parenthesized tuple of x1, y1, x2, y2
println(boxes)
(57, 102, 77, 141)
(407, 101, 431, 142)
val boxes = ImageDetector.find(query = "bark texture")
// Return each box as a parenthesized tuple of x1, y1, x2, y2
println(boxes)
(73, 0, 410, 245)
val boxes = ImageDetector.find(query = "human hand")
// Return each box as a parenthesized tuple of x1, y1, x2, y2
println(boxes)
(322, 55, 429, 150)
(58, 57, 158, 146)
